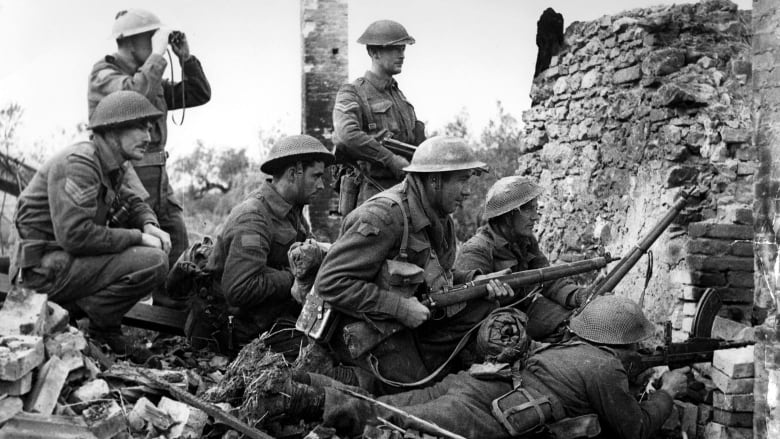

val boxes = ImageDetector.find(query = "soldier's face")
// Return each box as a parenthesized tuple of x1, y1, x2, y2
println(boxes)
(130, 33, 154, 64)
(510, 199, 540, 239)
(115, 122, 152, 160)
(374, 45, 405, 75)
(298, 161, 326, 204)
(437, 170, 473, 214)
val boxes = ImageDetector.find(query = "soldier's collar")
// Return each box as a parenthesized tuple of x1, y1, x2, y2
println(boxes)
(259, 181, 294, 218)
(364, 70, 397, 91)
(92, 135, 125, 174)
(110, 51, 140, 73)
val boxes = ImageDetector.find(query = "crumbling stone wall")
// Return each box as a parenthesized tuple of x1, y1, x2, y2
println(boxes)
(519, 0, 754, 340)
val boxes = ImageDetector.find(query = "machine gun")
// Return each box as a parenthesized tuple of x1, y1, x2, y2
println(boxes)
(381, 135, 416, 160)
(575, 193, 691, 315)
(420, 254, 616, 309)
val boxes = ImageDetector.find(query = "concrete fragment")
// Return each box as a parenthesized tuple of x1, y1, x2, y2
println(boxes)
(712, 409, 752, 428)
(712, 391, 754, 412)
(44, 327, 87, 359)
(0, 288, 47, 336)
(0, 335, 44, 381)
(127, 397, 174, 433)
(705, 422, 751, 439)
(0, 372, 33, 396)
(712, 346, 754, 378)
(158, 396, 207, 439)
(71, 379, 110, 404)
(0, 396, 23, 424)
(81, 400, 126, 439)
(0, 412, 97, 439)
(44, 303, 69, 335)
(24, 356, 70, 415)
(711, 317, 750, 341)
(711, 366, 754, 394)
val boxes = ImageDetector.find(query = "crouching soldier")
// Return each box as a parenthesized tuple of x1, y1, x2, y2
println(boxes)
(264, 296, 690, 439)
(11, 91, 170, 362)
(456, 176, 588, 341)
(186, 135, 334, 354)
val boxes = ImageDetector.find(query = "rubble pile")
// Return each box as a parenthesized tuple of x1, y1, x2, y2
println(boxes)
(519, 0, 754, 338)
(0, 288, 237, 439)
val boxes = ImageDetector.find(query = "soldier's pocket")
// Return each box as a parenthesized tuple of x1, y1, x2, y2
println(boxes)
(370, 100, 398, 132)
(268, 229, 297, 264)
(23, 251, 72, 292)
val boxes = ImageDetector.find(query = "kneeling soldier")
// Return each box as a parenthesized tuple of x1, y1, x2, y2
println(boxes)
(11, 90, 171, 362)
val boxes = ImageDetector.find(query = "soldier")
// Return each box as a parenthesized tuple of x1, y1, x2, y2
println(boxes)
(88, 8, 212, 308)
(456, 176, 587, 340)
(333, 19, 425, 209)
(309, 136, 512, 394)
(268, 296, 690, 439)
(11, 91, 170, 362)
(191, 135, 334, 353)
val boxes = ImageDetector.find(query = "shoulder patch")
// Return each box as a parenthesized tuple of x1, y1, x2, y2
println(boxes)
(64, 177, 99, 206)
(240, 234, 263, 248)
(356, 221, 381, 237)
(334, 102, 359, 113)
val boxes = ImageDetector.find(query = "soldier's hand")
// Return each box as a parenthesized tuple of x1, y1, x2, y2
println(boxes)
(152, 28, 172, 55)
(397, 297, 430, 328)
(475, 269, 513, 301)
(140, 233, 163, 250)
(388, 155, 410, 180)
(170, 31, 191, 62)
(659, 366, 690, 399)
(143, 224, 172, 254)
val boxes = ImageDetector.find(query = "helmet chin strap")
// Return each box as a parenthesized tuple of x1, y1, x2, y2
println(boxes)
(294, 161, 306, 204)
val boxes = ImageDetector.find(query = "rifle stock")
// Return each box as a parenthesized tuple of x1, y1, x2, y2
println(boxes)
(420, 255, 616, 309)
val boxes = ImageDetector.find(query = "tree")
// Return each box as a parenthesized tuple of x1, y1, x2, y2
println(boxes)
(171, 141, 250, 198)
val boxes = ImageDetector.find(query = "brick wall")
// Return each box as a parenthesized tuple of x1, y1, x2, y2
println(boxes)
(301, 0, 348, 241)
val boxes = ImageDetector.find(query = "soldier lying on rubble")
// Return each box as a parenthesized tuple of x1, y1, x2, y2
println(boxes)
(300, 136, 514, 395)
(264, 295, 690, 439)
(10, 91, 171, 363)
(455, 176, 589, 341)
(185, 135, 334, 354)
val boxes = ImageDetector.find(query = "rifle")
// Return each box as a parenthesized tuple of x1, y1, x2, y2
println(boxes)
(420, 254, 617, 309)
(575, 193, 690, 314)
(375, 129, 417, 160)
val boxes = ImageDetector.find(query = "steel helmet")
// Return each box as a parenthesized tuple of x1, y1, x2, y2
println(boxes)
(358, 20, 416, 46)
(403, 136, 488, 173)
(569, 295, 655, 345)
(89, 91, 163, 131)
(260, 135, 335, 174)
(111, 9, 162, 40)
(484, 176, 544, 220)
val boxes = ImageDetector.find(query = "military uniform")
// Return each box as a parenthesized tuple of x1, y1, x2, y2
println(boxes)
(11, 140, 168, 331)
(456, 224, 581, 340)
(88, 51, 211, 270)
(204, 181, 309, 346)
(314, 175, 491, 394)
(324, 339, 674, 439)
(333, 71, 425, 202)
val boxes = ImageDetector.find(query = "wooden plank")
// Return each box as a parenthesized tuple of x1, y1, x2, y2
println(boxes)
(122, 303, 186, 335)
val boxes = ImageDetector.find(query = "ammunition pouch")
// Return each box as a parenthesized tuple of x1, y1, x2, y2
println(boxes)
(337, 168, 361, 217)
(296, 286, 339, 342)
(492, 371, 565, 437)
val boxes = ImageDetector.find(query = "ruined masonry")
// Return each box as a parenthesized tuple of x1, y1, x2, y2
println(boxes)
(520, 0, 755, 340)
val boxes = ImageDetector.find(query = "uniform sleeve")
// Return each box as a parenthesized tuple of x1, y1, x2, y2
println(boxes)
(314, 204, 407, 320)
(332, 85, 398, 167)
(221, 213, 295, 309)
(527, 238, 581, 308)
(119, 167, 158, 230)
(49, 154, 142, 255)
(88, 54, 167, 111)
(586, 363, 674, 439)
(455, 237, 495, 275)
(164, 55, 211, 110)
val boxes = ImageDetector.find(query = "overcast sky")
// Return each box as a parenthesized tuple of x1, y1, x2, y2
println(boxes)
(0, 0, 752, 162)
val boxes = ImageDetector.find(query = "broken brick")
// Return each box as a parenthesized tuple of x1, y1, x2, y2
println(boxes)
(711, 317, 750, 341)
(704, 422, 751, 439)
(44, 327, 87, 359)
(71, 379, 110, 404)
(712, 391, 753, 412)
(0, 412, 97, 439)
(82, 400, 126, 439)
(0, 335, 44, 381)
(712, 409, 752, 428)
(0, 288, 48, 336)
(44, 302, 69, 335)
(127, 397, 174, 433)
(158, 396, 207, 439)
(711, 366, 754, 394)
(0, 372, 33, 396)
(0, 396, 23, 425)
(712, 346, 754, 378)
(24, 356, 71, 415)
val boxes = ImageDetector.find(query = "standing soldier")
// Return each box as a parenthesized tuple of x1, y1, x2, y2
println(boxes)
(87, 8, 212, 308)
(11, 91, 170, 362)
(188, 135, 334, 354)
(308, 136, 512, 394)
(333, 20, 426, 211)
(455, 176, 588, 340)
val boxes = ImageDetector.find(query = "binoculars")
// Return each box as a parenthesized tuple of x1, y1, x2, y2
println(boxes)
(169, 31, 184, 45)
